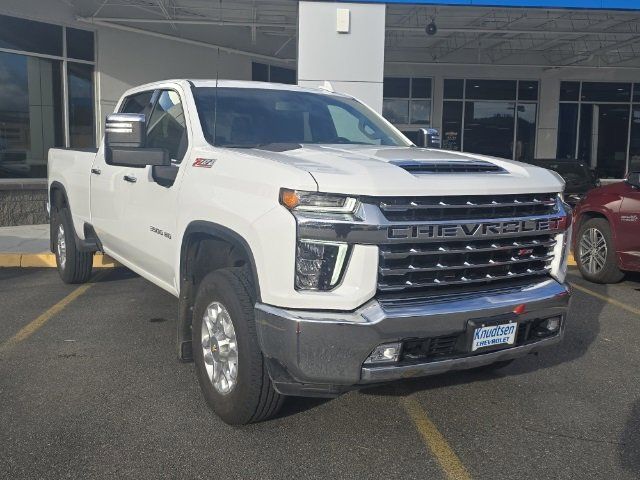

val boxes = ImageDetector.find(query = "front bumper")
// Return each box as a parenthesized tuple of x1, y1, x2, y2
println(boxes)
(255, 278, 570, 397)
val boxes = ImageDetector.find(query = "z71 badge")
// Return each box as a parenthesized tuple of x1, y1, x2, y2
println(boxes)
(193, 158, 216, 168)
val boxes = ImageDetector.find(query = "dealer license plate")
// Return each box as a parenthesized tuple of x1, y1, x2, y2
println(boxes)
(472, 322, 517, 352)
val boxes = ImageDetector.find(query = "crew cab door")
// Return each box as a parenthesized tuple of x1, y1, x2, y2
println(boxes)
(91, 90, 156, 260)
(117, 88, 189, 290)
(618, 175, 640, 269)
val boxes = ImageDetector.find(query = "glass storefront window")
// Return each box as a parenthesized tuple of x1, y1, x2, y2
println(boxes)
(0, 15, 96, 178)
(442, 101, 463, 151)
(66, 28, 95, 62)
(440, 79, 538, 161)
(443, 79, 464, 100)
(383, 78, 410, 98)
(382, 99, 409, 124)
(0, 51, 63, 178)
(383, 77, 432, 127)
(0, 14, 63, 57)
(596, 105, 629, 179)
(557, 103, 579, 159)
(465, 80, 516, 101)
(464, 101, 515, 159)
(410, 100, 431, 125)
(67, 63, 95, 148)
(581, 82, 631, 103)
(560, 81, 637, 178)
(516, 104, 537, 162)
(251, 62, 296, 85)
(518, 81, 539, 101)
(560, 82, 580, 102)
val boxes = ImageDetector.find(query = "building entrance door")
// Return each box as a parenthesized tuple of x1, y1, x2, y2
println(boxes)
(578, 104, 630, 179)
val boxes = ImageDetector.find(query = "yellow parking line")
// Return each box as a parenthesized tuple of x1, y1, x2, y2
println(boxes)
(402, 395, 472, 480)
(0, 271, 108, 353)
(570, 282, 640, 317)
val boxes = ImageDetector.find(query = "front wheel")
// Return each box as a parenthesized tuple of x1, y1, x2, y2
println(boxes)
(52, 207, 93, 284)
(193, 268, 284, 425)
(576, 218, 624, 284)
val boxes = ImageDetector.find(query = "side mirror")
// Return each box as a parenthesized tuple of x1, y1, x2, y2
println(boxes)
(104, 113, 170, 168)
(105, 113, 146, 148)
(417, 128, 441, 149)
(626, 171, 640, 188)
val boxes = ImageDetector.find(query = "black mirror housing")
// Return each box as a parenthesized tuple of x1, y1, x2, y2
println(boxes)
(105, 113, 146, 148)
(106, 147, 170, 168)
(626, 171, 640, 188)
(152, 165, 179, 187)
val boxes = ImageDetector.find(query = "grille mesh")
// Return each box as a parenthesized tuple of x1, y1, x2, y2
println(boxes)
(376, 194, 559, 293)
(377, 193, 557, 222)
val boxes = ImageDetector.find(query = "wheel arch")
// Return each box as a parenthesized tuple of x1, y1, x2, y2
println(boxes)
(575, 209, 618, 247)
(176, 220, 262, 361)
(49, 182, 71, 252)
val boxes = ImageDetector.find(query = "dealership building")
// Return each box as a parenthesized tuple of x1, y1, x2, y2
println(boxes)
(1, 0, 639, 225)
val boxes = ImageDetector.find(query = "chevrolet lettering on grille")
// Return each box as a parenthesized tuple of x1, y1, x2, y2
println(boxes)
(387, 219, 562, 241)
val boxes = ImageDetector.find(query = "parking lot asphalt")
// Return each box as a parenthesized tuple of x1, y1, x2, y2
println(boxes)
(1, 267, 639, 480)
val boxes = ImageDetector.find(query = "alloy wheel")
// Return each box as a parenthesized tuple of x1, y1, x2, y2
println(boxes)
(579, 227, 607, 275)
(201, 302, 238, 395)
(56, 224, 67, 270)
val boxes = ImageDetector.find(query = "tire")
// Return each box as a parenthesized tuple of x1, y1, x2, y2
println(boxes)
(193, 267, 284, 425)
(576, 218, 624, 284)
(52, 206, 93, 284)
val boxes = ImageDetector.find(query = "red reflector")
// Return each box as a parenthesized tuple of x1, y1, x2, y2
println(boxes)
(513, 304, 526, 315)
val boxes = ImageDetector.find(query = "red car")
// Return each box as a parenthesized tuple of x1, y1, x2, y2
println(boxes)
(573, 171, 640, 283)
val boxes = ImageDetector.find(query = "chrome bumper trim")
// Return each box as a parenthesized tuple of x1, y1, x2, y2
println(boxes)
(254, 279, 571, 391)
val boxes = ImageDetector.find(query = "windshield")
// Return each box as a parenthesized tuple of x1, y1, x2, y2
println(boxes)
(193, 87, 410, 148)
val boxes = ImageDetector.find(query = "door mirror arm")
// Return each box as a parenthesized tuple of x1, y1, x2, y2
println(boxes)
(152, 164, 179, 188)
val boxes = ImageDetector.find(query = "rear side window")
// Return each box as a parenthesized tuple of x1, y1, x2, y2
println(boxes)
(146, 90, 187, 162)
(120, 91, 154, 115)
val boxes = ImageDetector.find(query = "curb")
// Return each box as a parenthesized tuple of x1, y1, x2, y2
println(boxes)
(0, 253, 119, 268)
(0, 252, 576, 269)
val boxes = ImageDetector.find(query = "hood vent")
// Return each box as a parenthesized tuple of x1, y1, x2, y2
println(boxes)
(391, 160, 506, 174)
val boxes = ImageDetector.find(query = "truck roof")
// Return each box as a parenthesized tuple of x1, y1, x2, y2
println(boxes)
(127, 79, 351, 97)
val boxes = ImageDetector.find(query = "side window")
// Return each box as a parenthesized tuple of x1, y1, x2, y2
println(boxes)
(120, 91, 154, 115)
(146, 90, 187, 162)
(327, 104, 381, 145)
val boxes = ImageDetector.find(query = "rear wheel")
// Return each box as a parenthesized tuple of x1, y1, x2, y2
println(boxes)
(193, 268, 284, 425)
(576, 218, 624, 284)
(52, 207, 93, 284)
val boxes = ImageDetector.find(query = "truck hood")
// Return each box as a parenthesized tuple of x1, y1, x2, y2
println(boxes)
(240, 144, 564, 196)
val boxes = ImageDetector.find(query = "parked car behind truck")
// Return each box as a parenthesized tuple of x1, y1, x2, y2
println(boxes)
(573, 171, 640, 283)
(48, 80, 572, 424)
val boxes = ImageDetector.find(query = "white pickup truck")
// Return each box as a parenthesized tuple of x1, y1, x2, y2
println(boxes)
(49, 79, 572, 424)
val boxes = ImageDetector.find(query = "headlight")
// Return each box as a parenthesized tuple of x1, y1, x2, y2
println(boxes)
(280, 189, 359, 214)
(295, 240, 349, 290)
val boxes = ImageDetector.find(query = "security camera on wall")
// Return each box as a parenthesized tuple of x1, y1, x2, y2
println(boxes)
(426, 21, 437, 36)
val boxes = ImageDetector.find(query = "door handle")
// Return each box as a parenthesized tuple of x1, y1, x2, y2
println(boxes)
(91, 168, 101, 175)
(123, 175, 137, 183)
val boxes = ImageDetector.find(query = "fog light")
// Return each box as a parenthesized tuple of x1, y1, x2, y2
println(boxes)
(543, 316, 561, 332)
(364, 342, 402, 364)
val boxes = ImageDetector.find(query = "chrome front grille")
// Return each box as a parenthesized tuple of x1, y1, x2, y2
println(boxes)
(375, 193, 560, 294)
(377, 193, 557, 222)
(378, 234, 555, 292)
